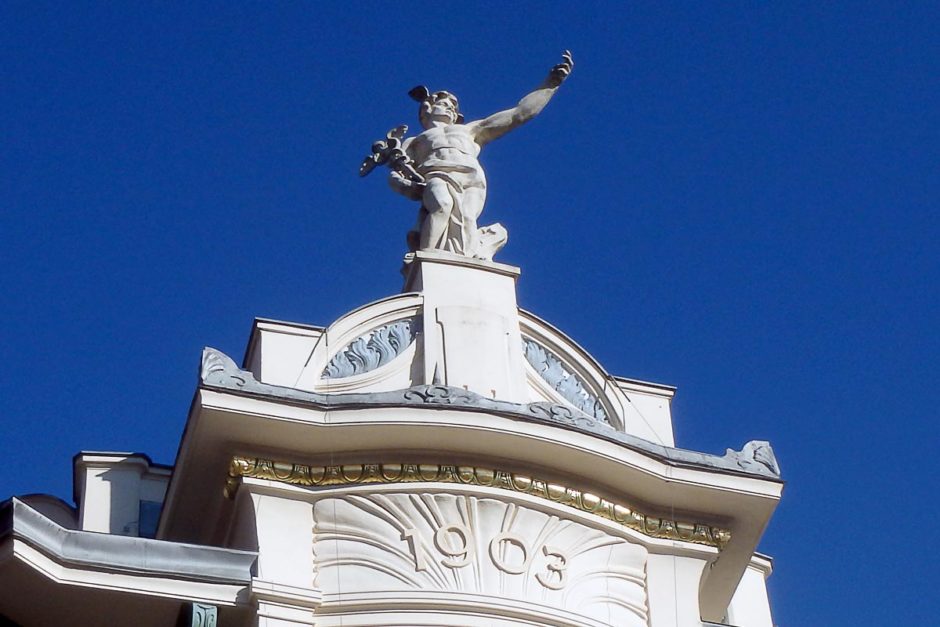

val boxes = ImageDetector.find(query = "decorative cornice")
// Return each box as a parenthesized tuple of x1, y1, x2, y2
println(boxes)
(199, 347, 781, 481)
(226, 456, 731, 550)
(201, 348, 780, 480)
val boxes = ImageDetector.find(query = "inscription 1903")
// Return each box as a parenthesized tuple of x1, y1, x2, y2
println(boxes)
(401, 525, 569, 590)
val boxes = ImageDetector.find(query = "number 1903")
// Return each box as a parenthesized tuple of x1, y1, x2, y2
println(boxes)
(401, 524, 569, 590)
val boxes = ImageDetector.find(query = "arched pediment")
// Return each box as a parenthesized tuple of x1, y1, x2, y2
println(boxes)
(518, 309, 624, 430)
(247, 287, 675, 443)
(293, 293, 423, 393)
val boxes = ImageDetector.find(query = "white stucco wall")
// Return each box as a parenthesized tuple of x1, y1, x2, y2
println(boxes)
(74, 453, 169, 536)
(727, 561, 775, 627)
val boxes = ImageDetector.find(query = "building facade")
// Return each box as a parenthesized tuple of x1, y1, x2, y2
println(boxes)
(1, 249, 782, 626)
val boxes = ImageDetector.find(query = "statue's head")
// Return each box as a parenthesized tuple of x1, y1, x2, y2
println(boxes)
(409, 86, 464, 128)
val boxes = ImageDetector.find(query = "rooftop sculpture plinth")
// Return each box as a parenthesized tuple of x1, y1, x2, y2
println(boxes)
(402, 250, 528, 403)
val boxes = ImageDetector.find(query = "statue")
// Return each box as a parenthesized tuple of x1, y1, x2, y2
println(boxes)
(361, 51, 574, 261)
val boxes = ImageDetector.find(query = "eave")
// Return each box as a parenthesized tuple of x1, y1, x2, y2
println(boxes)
(159, 349, 782, 622)
(0, 499, 256, 626)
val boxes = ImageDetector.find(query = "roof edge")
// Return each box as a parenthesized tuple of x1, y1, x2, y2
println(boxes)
(4, 498, 256, 584)
(201, 346, 782, 481)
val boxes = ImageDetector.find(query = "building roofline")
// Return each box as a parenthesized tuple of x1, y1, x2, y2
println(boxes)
(200, 346, 783, 482)
(612, 375, 678, 393)
(71, 451, 173, 506)
(252, 316, 326, 332)
(71, 451, 172, 470)
(243, 317, 327, 369)
(2, 498, 255, 584)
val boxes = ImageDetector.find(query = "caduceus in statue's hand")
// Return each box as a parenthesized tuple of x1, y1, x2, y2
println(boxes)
(360, 51, 573, 261)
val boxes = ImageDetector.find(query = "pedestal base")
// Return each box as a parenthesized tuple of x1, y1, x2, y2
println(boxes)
(402, 251, 528, 403)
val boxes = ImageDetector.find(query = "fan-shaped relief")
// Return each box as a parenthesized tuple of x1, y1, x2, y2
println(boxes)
(312, 493, 648, 626)
(523, 338, 609, 423)
(322, 318, 416, 379)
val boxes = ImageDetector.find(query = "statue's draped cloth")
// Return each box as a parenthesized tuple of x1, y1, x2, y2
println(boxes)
(415, 161, 505, 260)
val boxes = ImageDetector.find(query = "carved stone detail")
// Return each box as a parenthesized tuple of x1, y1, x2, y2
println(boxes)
(723, 440, 781, 475)
(322, 319, 415, 379)
(200, 348, 247, 388)
(401, 385, 476, 405)
(228, 456, 731, 549)
(364, 53, 573, 261)
(200, 347, 781, 479)
(525, 401, 596, 427)
(523, 338, 608, 423)
(312, 492, 648, 625)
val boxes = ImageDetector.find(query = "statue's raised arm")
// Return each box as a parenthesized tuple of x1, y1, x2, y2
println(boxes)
(360, 51, 574, 262)
(468, 51, 574, 146)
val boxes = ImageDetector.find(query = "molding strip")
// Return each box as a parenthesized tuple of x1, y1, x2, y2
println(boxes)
(201, 347, 782, 480)
(226, 456, 731, 550)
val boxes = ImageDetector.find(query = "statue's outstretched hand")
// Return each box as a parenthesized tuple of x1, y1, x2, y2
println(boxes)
(547, 50, 574, 88)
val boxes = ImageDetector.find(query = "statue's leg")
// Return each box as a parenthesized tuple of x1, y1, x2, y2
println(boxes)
(463, 186, 486, 221)
(406, 207, 425, 251)
(461, 186, 486, 256)
(421, 178, 454, 251)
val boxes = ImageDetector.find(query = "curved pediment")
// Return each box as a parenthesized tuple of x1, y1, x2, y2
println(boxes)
(245, 282, 677, 444)
(290, 293, 424, 394)
(516, 310, 677, 445)
(518, 309, 625, 430)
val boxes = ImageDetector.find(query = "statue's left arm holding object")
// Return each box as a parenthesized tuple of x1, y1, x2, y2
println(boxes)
(469, 51, 574, 146)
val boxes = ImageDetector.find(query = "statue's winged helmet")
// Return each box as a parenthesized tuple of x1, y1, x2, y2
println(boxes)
(409, 85, 465, 124)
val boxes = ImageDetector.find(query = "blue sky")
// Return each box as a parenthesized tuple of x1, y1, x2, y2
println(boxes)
(2, 3, 937, 624)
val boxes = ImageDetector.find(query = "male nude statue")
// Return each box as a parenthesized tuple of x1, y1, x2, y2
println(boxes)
(383, 51, 573, 261)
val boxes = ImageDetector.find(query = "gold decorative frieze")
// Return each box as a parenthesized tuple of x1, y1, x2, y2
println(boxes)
(226, 456, 731, 550)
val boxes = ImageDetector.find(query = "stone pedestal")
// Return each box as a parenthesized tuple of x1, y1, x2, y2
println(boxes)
(402, 251, 528, 403)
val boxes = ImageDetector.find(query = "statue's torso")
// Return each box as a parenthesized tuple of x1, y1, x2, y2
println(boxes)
(409, 125, 484, 180)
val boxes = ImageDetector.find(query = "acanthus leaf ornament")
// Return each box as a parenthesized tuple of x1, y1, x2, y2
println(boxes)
(322, 318, 415, 379)
(523, 338, 609, 423)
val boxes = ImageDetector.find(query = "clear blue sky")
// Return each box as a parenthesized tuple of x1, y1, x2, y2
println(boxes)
(2, 3, 937, 624)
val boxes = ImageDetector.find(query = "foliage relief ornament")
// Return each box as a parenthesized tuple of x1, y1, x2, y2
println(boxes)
(322, 318, 415, 379)
(523, 338, 609, 423)
(401, 385, 476, 405)
(723, 440, 780, 475)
